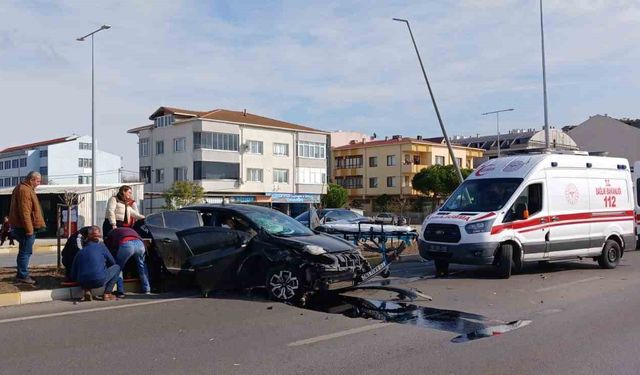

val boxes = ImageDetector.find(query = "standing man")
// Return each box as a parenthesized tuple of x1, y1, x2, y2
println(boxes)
(9, 171, 45, 284)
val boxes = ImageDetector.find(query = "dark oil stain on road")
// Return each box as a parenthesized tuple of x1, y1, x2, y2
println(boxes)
(305, 293, 531, 343)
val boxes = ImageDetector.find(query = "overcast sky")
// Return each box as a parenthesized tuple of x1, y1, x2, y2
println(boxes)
(2, 0, 638, 170)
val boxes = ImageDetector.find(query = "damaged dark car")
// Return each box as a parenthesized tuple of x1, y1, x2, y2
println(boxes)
(144, 204, 372, 302)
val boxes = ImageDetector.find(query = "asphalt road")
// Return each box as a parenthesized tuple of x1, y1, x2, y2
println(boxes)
(1, 252, 640, 375)
(0, 251, 58, 267)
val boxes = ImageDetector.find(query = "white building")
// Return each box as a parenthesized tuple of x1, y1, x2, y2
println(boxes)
(565, 115, 640, 165)
(0, 135, 123, 188)
(128, 107, 329, 215)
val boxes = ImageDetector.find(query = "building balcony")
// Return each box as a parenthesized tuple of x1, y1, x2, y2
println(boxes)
(401, 163, 427, 174)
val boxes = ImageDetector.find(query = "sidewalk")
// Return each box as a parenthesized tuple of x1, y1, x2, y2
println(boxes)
(0, 239, 65, 255)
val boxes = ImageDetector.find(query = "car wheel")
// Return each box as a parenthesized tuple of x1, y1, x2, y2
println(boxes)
(597, 240, 621, 269)
(434, 260, 449, 277)
(496, 244, 513, 279)
(265, 265, 305, 303)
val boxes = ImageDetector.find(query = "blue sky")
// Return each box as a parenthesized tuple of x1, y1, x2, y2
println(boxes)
(1, 0, 638, 170)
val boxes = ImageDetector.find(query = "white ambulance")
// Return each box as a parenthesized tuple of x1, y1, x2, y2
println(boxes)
(418, 153, 636, 278)
(634, 161, 640, 246)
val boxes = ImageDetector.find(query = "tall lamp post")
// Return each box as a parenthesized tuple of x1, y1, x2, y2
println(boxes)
(76, 24, 111, 225)
(481, 108, 514, 157)
(392, 18, 464, 183)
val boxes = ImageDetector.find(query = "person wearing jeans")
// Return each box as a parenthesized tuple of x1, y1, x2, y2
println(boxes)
(8, 171, 45, 284)
(105, 227, 151, 294)
(71, 232, 121, 301)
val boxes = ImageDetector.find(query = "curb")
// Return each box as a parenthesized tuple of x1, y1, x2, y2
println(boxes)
(0, 280, 141, 308)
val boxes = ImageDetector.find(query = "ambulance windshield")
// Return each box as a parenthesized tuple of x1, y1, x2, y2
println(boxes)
(440, 178, 523, 212)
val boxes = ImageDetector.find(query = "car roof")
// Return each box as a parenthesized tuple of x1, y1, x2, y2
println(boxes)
(183, 204, 275, 215)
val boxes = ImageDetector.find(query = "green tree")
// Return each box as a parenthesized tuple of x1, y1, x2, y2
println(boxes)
(321, 183, 348, 208)
(163, 181, 205, 210)
(374, 194, 393, 212)
(412, 164, 473, 202)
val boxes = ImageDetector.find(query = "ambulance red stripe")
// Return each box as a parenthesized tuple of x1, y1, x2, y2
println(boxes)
(491, 210, 634, 235)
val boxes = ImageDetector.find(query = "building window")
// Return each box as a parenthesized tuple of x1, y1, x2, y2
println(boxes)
(369, 177, 378, 188)
(386, 155, 396, 166)
(337, 176, 363, 189)
(193, 132, 239, 151)
(4, 161, 10, 169)
(173, 137, 186, 153)
(369, 157, 378, 167)
(139, 138, 149, 157)
(139, 166, 151, 184)
(78, 176, 91, 184)
(403, 176, 410, 187)
(456, 157, 462, 167)
(39, 167, 48, 176)
(19, 158, 26, 168)
(247, 168, 263, 182)
(154, 114, 174, 128)
(193, 161, 239, 180)
(297, 141, 326, 159)
(78, 158, 92, 168)
(12, 177, 19, 186)
(79, 143, 92, 150)
(156, 141, 164, 155)
(273, 143, 289, 156)
(174, 167, 188, 181)
(39, 150, 48, 157)
(245, 140, 263, 154)
(0, 162, 3, 171)
(12, 159, 18, 168)
(155, 168, 165, 183)
(273, 169, 289, 183)
(0, 179, 3, 187)
(435, 156, 445, 165)
(387, 176, 396, 187)
(4, 177, 10, 186)
(297, 168, 326, 184)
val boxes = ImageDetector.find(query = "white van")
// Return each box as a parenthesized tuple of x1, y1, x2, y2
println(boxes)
(418, 154, 636, 278)
(633, 161, 640, 246)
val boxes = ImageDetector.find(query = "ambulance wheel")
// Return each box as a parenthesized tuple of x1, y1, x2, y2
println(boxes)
(266, 265, 305, 303)
(598, 240, 621, 269)
(434, 260, 449, 277)
(381, 269, 391, 278)
(497, 244, 513, 279)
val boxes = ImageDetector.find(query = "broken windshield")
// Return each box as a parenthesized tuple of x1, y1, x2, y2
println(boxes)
(440, 178, 522, 212)
(245, 210, 314, 237)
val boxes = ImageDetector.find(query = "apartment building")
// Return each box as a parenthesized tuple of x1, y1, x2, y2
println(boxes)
(0, 135, 122, 187)
(331, 135, 484, 207)
(128, 107, 329, 215)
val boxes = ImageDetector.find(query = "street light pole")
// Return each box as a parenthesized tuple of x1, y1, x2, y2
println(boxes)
(392, 18, 464, 183)
(539, 0, 550, 150)
(77, 25, 110, 225)
(481, 108, 514, 158)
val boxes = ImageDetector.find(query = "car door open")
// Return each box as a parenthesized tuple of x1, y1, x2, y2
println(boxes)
(146, 210, 203, 274)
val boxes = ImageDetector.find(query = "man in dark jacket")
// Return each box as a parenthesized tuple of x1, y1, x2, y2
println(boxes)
(71, 226, 120, 301)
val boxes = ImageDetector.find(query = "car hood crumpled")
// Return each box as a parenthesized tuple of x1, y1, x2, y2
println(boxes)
(277, 233, 356, 253)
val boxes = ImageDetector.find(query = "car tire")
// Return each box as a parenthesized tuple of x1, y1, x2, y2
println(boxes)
(265, 265, 305, 303)
(597, 240, 621, 269)
(434, 260, 449, 277)
(497, 244, 513, 279)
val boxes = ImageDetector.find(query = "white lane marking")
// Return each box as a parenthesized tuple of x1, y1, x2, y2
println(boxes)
(288, 323, 393, 347)
(0, 297, 190, 325)
(536, 276, 604, 292)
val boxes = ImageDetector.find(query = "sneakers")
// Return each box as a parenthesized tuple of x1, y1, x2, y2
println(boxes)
(83, 290, 93, 302)
(15, 276, 36, 285)
(114, 292, 126, 299)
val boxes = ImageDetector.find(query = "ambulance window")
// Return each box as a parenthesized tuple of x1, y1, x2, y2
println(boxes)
(504, 183, 543, 222)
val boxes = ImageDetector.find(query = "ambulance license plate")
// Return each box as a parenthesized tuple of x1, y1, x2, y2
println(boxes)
(429, 244, 448, 252)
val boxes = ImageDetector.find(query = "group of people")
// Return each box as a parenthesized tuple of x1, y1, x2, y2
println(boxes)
(5, 172, 149, 301)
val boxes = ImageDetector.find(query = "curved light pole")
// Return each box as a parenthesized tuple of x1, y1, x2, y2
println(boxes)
(76, 24, 111, 225)
(392, 18, 464, 183)
(481, 108, 514, 157)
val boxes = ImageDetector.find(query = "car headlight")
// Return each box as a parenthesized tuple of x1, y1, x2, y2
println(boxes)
(464, 219, 495, 234)
(303, 245, 327, 255)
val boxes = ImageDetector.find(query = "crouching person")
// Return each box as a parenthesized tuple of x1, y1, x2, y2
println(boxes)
(105, 227, 151, 295)
(71, 226, 120, 301)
